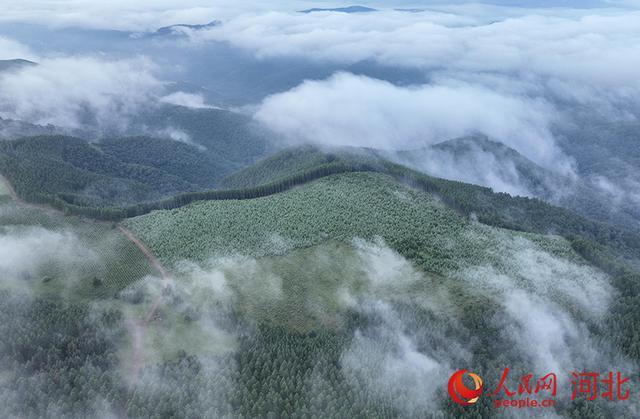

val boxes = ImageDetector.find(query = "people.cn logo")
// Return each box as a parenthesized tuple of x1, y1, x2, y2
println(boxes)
(448, 370, 484, 406)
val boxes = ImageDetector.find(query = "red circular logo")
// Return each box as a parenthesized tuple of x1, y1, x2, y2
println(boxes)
(448, 369, 484, 406)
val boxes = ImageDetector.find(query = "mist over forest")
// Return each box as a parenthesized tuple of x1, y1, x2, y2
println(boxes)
(0, 1, 639, 418)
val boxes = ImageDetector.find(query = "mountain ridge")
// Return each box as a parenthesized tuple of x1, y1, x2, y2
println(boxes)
(0, 59, 37, 72)
(298, 6, 377, 13)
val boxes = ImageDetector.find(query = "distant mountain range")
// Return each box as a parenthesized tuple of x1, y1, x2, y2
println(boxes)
(1, 110, 638, 232)
(139, 21, 219, 38)
(392, 134, 640, 233)
(394, 8, 427, 13)
(298, 6, 377, 13)
(1, 91, 638, 233)
(0, 59, 37, 72)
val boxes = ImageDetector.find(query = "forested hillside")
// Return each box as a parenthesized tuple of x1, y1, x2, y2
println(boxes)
(123, 172, 640, 418)
(1, 110, 639, 419)
(222, 146, 640, 264)
(2, 144, 639, 418)
(0, 193, 153, 299)
(383, 135, 640, 233)
(0, 135, 244, 208)
(4, 139, 638, 266)
(134, 105, 276, 165)
(218, 145, 336, 189)
(555, 121, 640, 230)
(3, 3, 640, 418)
(0, 136, 198, 207)
(221, 137, 640, 233)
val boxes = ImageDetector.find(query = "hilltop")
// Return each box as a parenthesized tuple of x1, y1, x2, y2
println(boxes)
(0, 59, 37, 72)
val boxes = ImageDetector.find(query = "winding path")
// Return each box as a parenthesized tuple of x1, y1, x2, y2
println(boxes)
(0, 174, 64, 215)
(118, 224, 172, 386)
(118, 225, 170, 281)
(0, 174, 171, 387)
(0, 174, 23, 203)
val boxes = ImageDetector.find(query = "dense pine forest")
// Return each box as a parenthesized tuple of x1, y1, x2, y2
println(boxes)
(3, 167, 638, 417)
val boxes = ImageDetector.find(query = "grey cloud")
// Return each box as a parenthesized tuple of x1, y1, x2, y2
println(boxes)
(591, 175, 640, 208)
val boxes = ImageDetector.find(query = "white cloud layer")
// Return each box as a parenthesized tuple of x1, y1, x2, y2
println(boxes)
(0, 1, 228, 31)
(160, 92, 218, 109)
(0, 1, 636, 31)
(0, 226, 99, 281)
(0, 56, 164, 130)
(199, 8, 640, 99)
(238, 7, 640, 181)
(0, 1, 328, 31)
(342, 301, 457, 417)
(1, 3, 638, 201)
(455, 232, 634, 387)
(0, 37, 36, 61)
(256, 72, 569, 171)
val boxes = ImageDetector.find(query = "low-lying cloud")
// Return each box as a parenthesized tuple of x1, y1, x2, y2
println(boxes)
(455, 232, 636, 396)
(0, 225, 99, 282)
(234, 7, 640, 189)
(256, 72, 569, 172)
(341, 301, 461, 417)
(159, 92, 217, 109)
(0, 1, 263, 31)
(0, 56, 164, 131)
(200, 8, 640, 101)
(0, 37, 36, 61)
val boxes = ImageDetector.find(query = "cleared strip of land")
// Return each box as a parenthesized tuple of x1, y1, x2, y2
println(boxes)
(2, 171, 170, 387)
(0, 174, 19, 200)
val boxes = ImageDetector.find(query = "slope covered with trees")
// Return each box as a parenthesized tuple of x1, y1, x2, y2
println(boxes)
(0, 193, 153, 299)
(4, 138, 637, 266)
(2, 155, 640, 418)
(134, 105, 276, 165)
(123, 171, 640, 418)
(0, 104, 279, 211)
(125, 172, 564, 269)
(0, 135, 238, 208)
